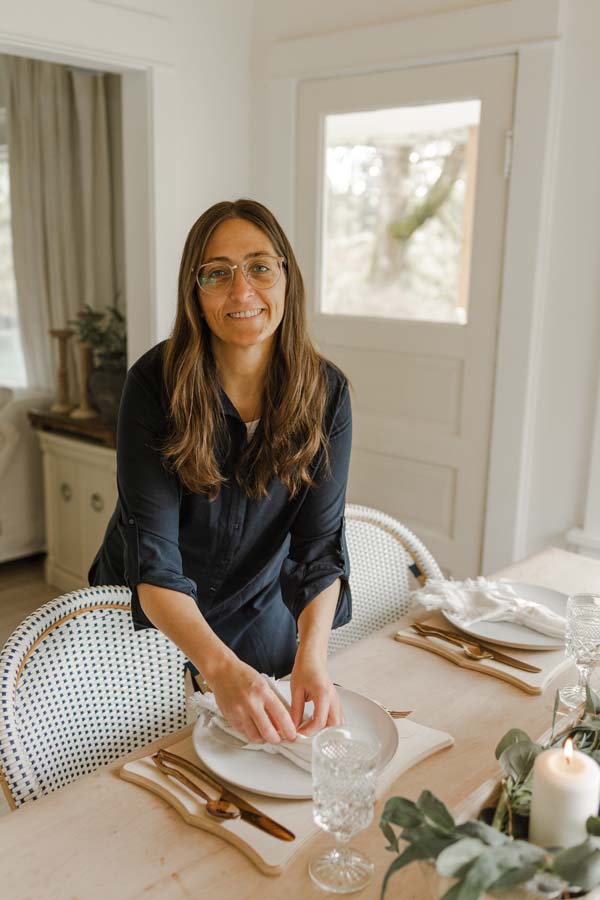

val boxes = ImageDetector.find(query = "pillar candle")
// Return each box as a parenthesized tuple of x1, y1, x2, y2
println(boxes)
(529, 741, 600, 848)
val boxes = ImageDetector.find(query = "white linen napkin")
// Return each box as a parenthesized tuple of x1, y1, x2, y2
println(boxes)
(188, 676, 314, 772)
(410, 577, 566, 638)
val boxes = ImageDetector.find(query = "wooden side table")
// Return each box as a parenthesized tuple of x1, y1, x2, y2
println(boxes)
(28, 408, 116, 448)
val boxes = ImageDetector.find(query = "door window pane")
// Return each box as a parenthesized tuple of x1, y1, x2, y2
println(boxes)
(321, 100, 480, 324)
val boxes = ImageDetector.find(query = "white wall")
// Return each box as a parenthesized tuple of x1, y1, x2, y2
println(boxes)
(252, 0, 499, 41)
(249, 0, 600, 567)
(172, 0, 254, 261)
(524, 0, 600, 555)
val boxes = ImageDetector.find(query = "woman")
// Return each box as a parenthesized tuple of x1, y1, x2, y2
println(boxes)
(89, 199, 352, 745)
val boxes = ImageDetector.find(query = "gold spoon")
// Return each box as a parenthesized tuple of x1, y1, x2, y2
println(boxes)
(411, 623, 495, 662)
(152, 752, 240, 820)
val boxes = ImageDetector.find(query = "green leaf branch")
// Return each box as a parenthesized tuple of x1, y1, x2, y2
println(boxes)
(380, 687, 600, 899)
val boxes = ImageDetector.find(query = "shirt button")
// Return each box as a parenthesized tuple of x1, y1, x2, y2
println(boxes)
(209, 586, 216, 593)
(128, 517, 135, 525)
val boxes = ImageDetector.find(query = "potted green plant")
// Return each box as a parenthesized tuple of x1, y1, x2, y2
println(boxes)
(69, 304, 127, 427)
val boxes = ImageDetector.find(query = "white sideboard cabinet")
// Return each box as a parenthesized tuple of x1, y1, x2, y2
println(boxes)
(38, 431, 117, 592)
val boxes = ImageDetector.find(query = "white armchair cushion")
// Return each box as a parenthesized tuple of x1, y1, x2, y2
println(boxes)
(0, 418, 19, 480)
(0, 387, 53, 562)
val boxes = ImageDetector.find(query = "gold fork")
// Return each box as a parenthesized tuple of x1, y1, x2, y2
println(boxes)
(332, 683, 412, 718)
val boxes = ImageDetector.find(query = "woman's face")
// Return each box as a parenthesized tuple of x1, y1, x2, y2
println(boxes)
(198, 218, 286, 351)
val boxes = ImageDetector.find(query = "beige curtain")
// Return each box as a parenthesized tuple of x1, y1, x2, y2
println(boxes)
(2, 55, 121, 392)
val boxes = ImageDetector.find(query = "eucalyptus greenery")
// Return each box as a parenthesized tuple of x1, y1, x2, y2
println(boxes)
(380, 687, 600, 899)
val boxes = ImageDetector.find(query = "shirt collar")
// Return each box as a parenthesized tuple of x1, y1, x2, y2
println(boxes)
(218, 386, 243, 421)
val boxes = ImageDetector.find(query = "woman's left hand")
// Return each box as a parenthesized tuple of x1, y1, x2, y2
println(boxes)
(290, 648, 343, 737)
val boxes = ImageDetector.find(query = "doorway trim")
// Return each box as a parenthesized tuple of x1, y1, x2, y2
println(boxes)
(253, 0, 563, 573)
(0, 28, 176, 366)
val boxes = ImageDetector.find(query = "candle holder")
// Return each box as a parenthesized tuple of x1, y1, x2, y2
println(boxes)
(70, 341, 98, 420)
(49, 328, 75, 414)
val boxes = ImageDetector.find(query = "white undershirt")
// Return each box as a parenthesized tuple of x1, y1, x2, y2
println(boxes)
(245, 419, 260, 438)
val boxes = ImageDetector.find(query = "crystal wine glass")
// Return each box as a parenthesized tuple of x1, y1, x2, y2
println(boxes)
(309, 725, 380, 894)
(559, 593, 600, 709)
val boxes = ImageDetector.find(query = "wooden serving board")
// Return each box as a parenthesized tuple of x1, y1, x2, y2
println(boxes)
(120, 718, 454, 875)
(395, 612, 572, 695)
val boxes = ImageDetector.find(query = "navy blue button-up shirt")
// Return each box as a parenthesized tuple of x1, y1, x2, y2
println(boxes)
(89, 342, 352, 677)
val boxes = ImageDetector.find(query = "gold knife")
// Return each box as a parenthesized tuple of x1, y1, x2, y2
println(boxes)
(157, 749, 296, 842)
(411, 623, 542, 673)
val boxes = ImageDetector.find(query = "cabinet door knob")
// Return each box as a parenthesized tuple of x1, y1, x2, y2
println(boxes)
(91, 492, 104, 513)
(60, 482, 72, 502)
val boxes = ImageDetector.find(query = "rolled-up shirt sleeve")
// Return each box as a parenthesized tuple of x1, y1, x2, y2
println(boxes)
(116, 366, 197, 630)
(280, 377, 352, 628)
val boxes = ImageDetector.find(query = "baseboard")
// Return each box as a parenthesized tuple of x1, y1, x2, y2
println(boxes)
(45, 558, 87, 593)
(565, 527, 600, 559)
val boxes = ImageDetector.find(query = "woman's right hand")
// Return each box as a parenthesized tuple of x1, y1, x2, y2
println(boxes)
(210, 658, 297, 744)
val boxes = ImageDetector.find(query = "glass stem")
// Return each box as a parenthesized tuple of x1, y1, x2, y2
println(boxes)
(333, 832, 351, 861)
(577, 664, 591, 694)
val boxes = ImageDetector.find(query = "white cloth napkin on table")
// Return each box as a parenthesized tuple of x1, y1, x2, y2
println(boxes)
(188, 675, 314, 772)
(410, 577, 566, 638)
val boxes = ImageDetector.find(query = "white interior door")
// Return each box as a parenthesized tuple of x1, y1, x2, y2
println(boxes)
(296, 55, 516, 576)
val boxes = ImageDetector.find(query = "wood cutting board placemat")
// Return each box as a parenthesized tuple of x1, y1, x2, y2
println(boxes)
(120, 717, 453, 875)
(395, 612, 572, 695)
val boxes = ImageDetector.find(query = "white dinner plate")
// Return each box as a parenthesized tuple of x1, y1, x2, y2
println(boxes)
(442, 581, 567, 650)
(192, 683, 399, 799)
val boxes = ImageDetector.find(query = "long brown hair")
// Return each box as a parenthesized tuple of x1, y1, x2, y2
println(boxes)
(162, 198, 330, 499)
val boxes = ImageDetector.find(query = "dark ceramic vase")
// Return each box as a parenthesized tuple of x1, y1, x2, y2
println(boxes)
(88, 358, 126, 427)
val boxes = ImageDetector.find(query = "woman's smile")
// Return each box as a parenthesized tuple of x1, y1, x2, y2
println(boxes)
(227, 308, 265, 319)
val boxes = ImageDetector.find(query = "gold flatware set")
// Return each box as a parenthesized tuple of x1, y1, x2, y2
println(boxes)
(152, 748, 296, 842)
(409, 621, 542, 673)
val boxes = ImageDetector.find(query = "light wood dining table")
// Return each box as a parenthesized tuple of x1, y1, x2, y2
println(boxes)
(1, 547, 598, 900)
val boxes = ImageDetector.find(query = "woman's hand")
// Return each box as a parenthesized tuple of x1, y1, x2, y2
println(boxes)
(210, 658, 297, 745)
(290, 647, 343, 737)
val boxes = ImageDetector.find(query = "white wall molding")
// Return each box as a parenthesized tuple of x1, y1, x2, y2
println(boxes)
(0, 34, 172, 71)
(566, 363, 600, 560)
(87, 0, 172, 23)
(566, 528, 600, 560)
(482, 40, 564, 572)
(0, 1, 175, 67)
(0, 10, 178, 364)
(263, 0, 562, 79)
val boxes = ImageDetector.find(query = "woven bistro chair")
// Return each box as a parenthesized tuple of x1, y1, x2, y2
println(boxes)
(329, 503, 443, 654)
(0, 585, 186, 809)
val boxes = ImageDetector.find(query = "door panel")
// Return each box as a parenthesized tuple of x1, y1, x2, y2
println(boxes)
(322, 344, 463, 431)
(349, 448, 456, 537)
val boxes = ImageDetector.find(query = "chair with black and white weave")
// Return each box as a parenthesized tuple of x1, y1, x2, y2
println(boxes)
(0, 585, 186, 809)
(329, 503, 443, 654)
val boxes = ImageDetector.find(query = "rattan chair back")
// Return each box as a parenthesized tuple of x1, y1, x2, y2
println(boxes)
(0, 585, 186, 808)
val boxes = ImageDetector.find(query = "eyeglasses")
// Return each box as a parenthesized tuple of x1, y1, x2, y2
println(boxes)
(195, 255, 285, 295)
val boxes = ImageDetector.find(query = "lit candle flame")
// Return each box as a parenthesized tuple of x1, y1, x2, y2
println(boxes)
(563, 738, 573, 765)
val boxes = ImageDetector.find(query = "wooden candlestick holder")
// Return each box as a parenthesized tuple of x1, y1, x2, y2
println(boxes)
(70, 341, 98, 420)
(49, 328, 75, 414)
